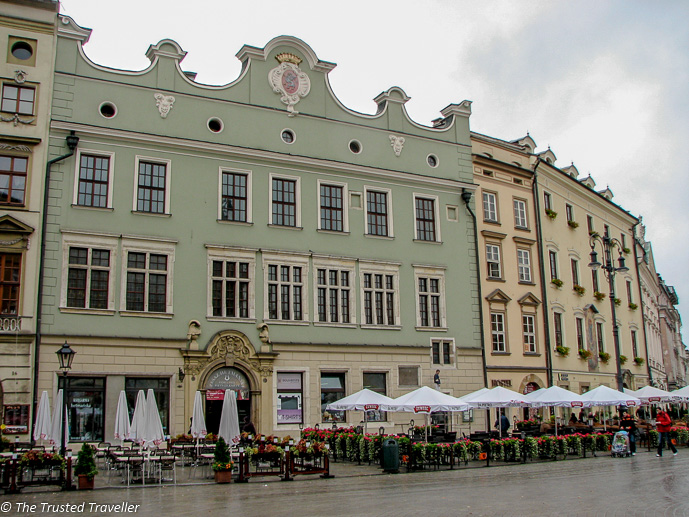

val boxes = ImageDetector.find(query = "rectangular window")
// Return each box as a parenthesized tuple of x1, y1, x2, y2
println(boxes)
(221, 171, 248, 222)
(277, 372, 303, 424)
(0, 253, 21, 315)
(621, 234, 627, 250)
(320, 184, 343, 232)
(596, 322, 605, 353)
(491, 312, 506, 352)
(604, 225, 610, 238)
(592, 269, 599, 293)
(565, 204, 574, 223)
(626, 280, 633, 304)
(125, 378, 169, 434)
(1, 84, 35, 115)
(267, 263, 303, 321)
(587, 215, 594, 234)
(517, 249, 531, 283)
(631, 330, 638, 358)
(316, 267, 351, 324)
(366, 190, 389, 236)
(0, 155, 28, 206)
(486, 244, 502, 279)
(137, 161, 167, 214)
(549, 250, 558, 280)
(432, 340, 452, 365)
(212, 260, 250, 318)
(77, 154, 110, 208)
(513, 199, 528, 228)
(272, 177, 297, 227)
(553, 312, 563, 349)
(415, 197, 436, 241)
(321, 373, 346, 422)
(483, 192, 497, 222)
(67, 247, 110, 309)
(362, 268, 397, 326)
(418, 277, 441, 327)
(523, 315, 536, 353)
(543, 192, 552, 211)
(575, 317, 585, 350)
(126, 252, 168, 312)
(58, 377, 105, 442)
(398, 366, 419, 386)
(362, 372, 387, 421)
(571, 259, 580, 286)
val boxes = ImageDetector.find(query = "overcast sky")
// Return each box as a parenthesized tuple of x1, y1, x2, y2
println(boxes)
(58, 0, 688, 330)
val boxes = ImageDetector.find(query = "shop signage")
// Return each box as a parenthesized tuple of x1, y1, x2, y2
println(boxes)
(364, 404, 379, 411)
(491, 379, 512, 387)
(277, 373, 302, 390)
(206, 367, 250, 400)
(413, 405, 431, 413)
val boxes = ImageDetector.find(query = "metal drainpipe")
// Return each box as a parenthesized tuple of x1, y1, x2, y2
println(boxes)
(632, 221, 653, 386)
(31, 131, 79, 442)
(531, 158, 554, 387)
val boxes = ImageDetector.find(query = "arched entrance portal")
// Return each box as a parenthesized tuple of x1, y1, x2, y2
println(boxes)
(204, 367, 251, 435)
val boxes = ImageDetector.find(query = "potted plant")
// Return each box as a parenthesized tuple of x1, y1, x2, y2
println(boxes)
(634, 357, 645, 366)
(555, 345, 570, 357)
(614, 297, 621, 306)
(212, 437, 234, 483)
(628, 302, 638, 310)
(545, 209, 558, 220)
(551, 278, 563, 288)
(567, 220, 579, 229)
(619, 355, 628, 365)
(578, 349, 592, 359)
(622, 247, 630, 254)
(594, 291, 606, 301)
(573, 284, 586, 296)
(74, 443, 98, 490)
(599, 352, 611, 363)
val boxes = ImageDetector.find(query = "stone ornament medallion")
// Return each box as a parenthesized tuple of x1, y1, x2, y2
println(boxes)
(154, 93, 175, 118)
(269, 53, 311, 117)
(389, 135, 405, 157)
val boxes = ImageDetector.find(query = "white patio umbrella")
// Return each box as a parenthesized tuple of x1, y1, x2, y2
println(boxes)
(466, 386, 529, 438)
(670, 385, 689, 401)
(631, 386, 677, 405)
(457, 387, 490, 402)
(129, 390, 147, 446)
(190, 391, 207, 454)
(382, 386, 469, 442)
(218, 389, 241, 446)
(49, 389, 66, 449)
(580, 385, 641, 431)
(143, 388, 165, 450)
(325, 388, 394, 434)
(33, 391, 52, 443)
(524, 386, 585, 436)
(113, 390, 131, 445)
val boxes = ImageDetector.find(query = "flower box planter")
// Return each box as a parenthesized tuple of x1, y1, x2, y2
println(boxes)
(567, 220, 579, 229)
(578, 349, 592, 359)
(77, 474, 95, 490)
(214, 470, 233, 484)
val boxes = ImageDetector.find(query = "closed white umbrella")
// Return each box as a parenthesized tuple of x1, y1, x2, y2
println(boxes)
(143, 388, 165, 449)
(33, 391, 52, 443)
(113, 390, 131, 445)
(49, 389, 66, 449)
(190, 391, 207, 439)
(218, 389, 241, 446)
(129, 390, 147, 446)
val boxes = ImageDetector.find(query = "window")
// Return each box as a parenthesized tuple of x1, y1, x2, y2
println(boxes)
(267, 263, 304, 321)
(604, 225, 610, 237)
(0, 253, 21, 315)
(631, 330, 638, 358)
(587, 215, 594, 234)
(553, 312, 563, 349)
(398, 366, 419, 386)
(482, 191, 497, 222)
(621, 234, 627, 250)
(125, 252, 168, 312)
(125, 378, 169, 434)
(360, 263, 399, 327)
(626, 280, 633, 304)
(416, 270, 444, 328)
(548, 250, 558, 280)
(414, 196, 437, 242)
(0, 155, 27, 205)
(1, 84, 34, 115)
(321, 373, 346, 422)
(277, 372, 303, 424)
(366, 189, 390, 236)
(517, 249, 532, 283)
(596, 322, 605, 353)
(58, 377, 105, 442)
(212, 260, 250, 318)
(319, 183, 344, 232)
(486, 244, 502, 279)
(592, 269, 599, 293)
(221, 170, 248, 222)
(316, 266, 352, 324)
(76, 153, 110, 208)
(432, 340, 453, 364)
(543, 192, 552, 211)
(272, 177, 297, 227)
(491, 312, 506, 352)
(523, 315, 536, 353)
(565, 204, 574, 223)
(571, 259, 580, 286)
(67, 247, 110, 309)
(575, 317, 585, 350)
(135, 159, 168, 214)
(513, 199, 528, 228)
(362, 372, 387, 421)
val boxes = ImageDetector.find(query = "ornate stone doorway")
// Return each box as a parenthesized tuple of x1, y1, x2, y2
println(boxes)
(204, 366, 252, 434)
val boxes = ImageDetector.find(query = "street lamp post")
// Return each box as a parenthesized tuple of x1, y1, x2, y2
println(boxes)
(55, 342, 76, 458)
(588, 233, 629, 393)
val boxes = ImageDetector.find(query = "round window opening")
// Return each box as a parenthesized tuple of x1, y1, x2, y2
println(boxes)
(99, 102, 117, 118)
(349, 140, 362, 154)
(281, 129, 295, 144)
(11, 42, 33, 61)
(208, 117, 223, 133)
(427, 154, 438, 168)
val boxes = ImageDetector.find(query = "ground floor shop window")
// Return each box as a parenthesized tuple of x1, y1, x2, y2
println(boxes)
(125, 377, 169, 434)
(362, 372, 387, 422)
(277, 372, 303, 424)
(58, 377, 105, 442)
(321, 372, 346, 422)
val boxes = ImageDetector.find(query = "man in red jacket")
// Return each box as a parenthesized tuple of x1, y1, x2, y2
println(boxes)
(655, 410, 678, 457)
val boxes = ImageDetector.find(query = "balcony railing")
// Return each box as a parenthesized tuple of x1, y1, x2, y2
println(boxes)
(0, 316, 21, 332)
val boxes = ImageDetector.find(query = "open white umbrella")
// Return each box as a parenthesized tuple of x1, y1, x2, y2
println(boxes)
(129, 390, 147, 446)
(580, 385, 641, 431)
(326, 388, 394, 434)
(631, 386, 677, 405)
(218, 389, 241, 446)
(143, 388, 165, 449)
(670, 385, 689, 401)
(457, 387, 490, 402)
(465, 387, 529, 438)
(113, 390, 131, 445)
(49, 389, 66, 449)
(524, 386, 585, 436)
(33, 391, 52, 443)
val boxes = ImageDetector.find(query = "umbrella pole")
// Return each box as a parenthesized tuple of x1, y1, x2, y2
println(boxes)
(425, 414, 429, 443)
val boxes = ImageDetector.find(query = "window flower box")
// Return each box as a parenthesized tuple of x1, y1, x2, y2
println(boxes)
(551, 278, 563, 288)
(578, 349, 592, 359)
(633, 357, 645, 366)
(555, 345, 570, 357)
(599, 352, 611, 363)
(614, 298, 621, 306)
(628, 302, 638, 310)
(619, 355, 627, 365)
(545, 209, 558, 220)
(567, 220, 579, 229)
(594, 291, 606, 301)
(573, 284, 586, 296)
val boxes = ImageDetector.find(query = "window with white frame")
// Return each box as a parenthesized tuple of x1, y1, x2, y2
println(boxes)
(553, 312, 563, 349)
(414, 195, 439, 242)
(513, 199, 528, 228)
(486, 244, 502, 279)
(523, 314, 536, 353)
(575, 317, 585, 351)
(415, 266, 445, 328)
(121, 239, 174, 314)
(482, 191, 497, 222)
(432, 340, 453, 365)
(75, 151, 113, 209)
(517, 249, 532, 283)
(263, 253, 308, 322)
(543, 191, 552, 212)
(360, 262, 399, 327)
(208, 247, 255, 319)
(631, 330, 638, 358)
(220, 169, 250, 223)
(549, 250, 558, 281)
(318, 182, 347, 232)
(271, 175, 299, 227)
(365, 188, 392, 237)
(134, 157, 170, 214)
(314, 259, 354, 324)
(491, 312, 506, 352)
(565, 204, 574, 223)
(596, 322, 605, 353)
(571, 259, 580, 287)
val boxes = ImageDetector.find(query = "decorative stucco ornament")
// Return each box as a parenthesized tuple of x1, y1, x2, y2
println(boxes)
(154, 93, 175, 118)
(14, 70, 27, 84)
(268, 53, 310, 117)
(389, 135, 405, 157)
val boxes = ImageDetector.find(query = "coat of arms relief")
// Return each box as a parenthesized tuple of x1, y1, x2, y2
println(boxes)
(268, 53, 311, 116)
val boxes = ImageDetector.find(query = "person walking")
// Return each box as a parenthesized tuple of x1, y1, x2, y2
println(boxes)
(619, 410, 637, 456)
(655, 409, 678, 457)
(495, 411, 511, 437)
(433, 370, 441, 390)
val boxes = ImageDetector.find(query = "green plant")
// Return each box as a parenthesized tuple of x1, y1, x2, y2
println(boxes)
(619, 355, 627, 364)
(573, 284, 586, 296)
(212, 436, 233, 472)
(589, 231, 599, 237)
(578, 349, 592, 359)
(594, 291, 606, 301)
(614, 297, 621, 306)
(567, 220, 579, 228)
(551, 278, 564, 288)
(634, 357, 645, 366)
(622, 247, 630, 254)
(628, 302, 638, 310)
(599, 352, 610, 363)
(74, 443, 98, 481)
(545, 209, 558, 220)
(556, 345, 570, 357)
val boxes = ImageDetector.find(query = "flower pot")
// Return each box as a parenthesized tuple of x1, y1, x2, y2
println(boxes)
(214, 470, 233, 484)
(78, 474, 95, 490)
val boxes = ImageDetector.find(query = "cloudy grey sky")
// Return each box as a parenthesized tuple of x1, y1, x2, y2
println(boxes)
(59, 0, 688, 328)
